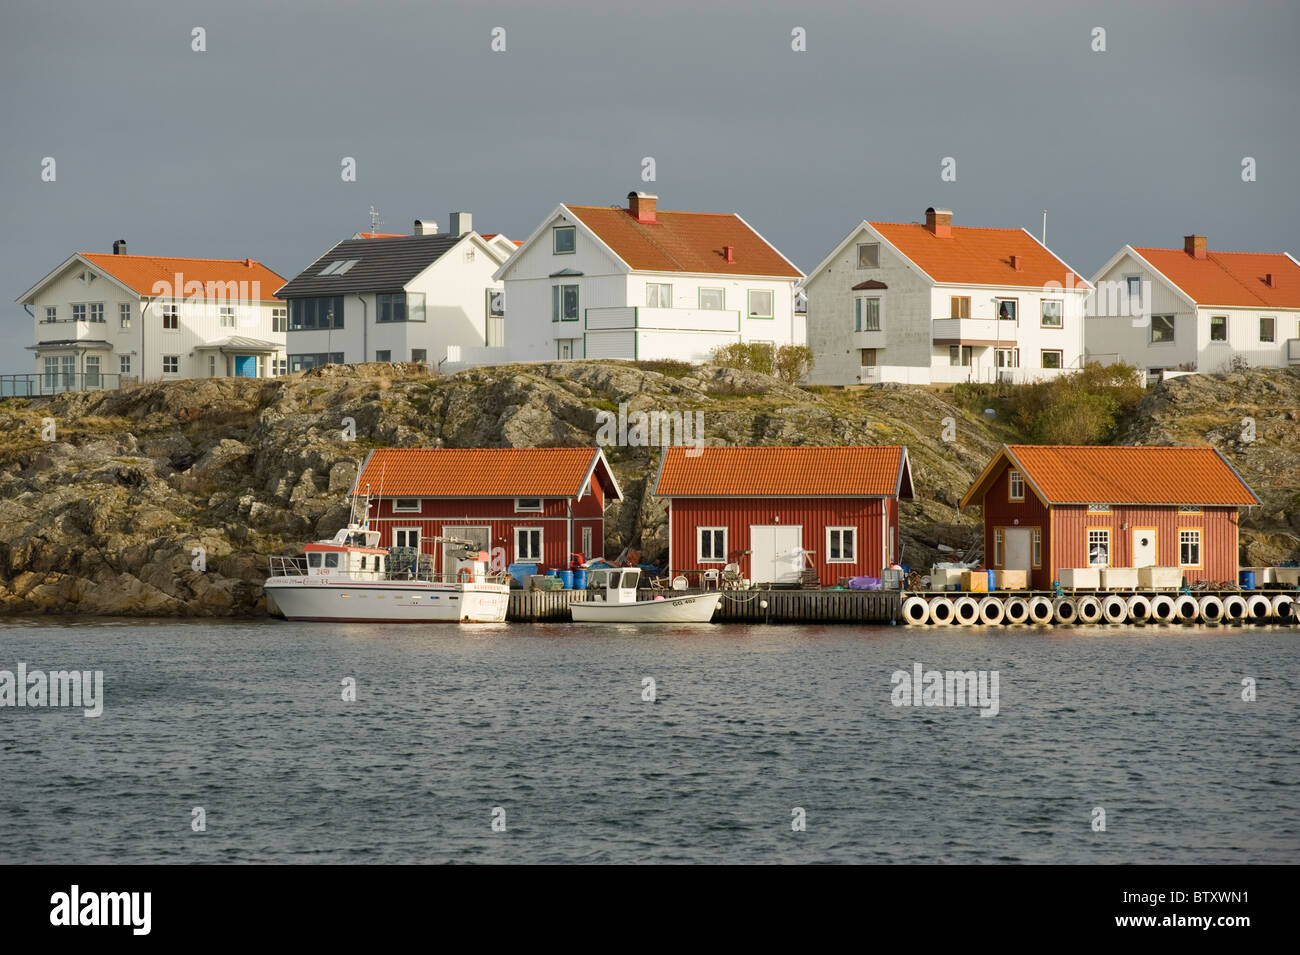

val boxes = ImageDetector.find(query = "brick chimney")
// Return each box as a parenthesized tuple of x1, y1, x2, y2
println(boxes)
(628, 191, 657, 224)
(112, 238, 127, 255)
(1265, 272, 1275, 288)
(723, 244, 735, 264)
(1184, 234, 1207, 259)
(1010, 254, 1023, 271)
(925, 207, 952, 238)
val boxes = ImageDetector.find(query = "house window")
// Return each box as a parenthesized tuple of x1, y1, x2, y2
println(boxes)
(1032, 528, 1042, 568)
(552, 284, 579, 321)
(995, 299, 1018, 322)
(1210, 316, 1227, 341)
(698, 527, 727, 563)
(857, 243, 880, 268)
(515, 498, 543, 513)
(515, 527, 542, 562)
(996, 348, 1018, 368)
(119, 355, 131, 374)
(220, 306, 236, 327)
(993, 528, 1004, 567)
(949, 345, 973, 366)
(1179, 529, 1202, 567)
(581, 526, 593, 558)
(288, 353, 344, 372)
(646, 283, 672, 308)
(392, 498, 422, 512)
(1040, 300, 1063, 328)
(1087, 503, 1111, 513)
(1260, 316, 1276, 343)
(274, 358, 287, 376)
(558, 339, 575, 359)
(393, 528, 419, 549)
(1041, 350, 1063, 369)
(553, 226, 576, 254)
(950, 296, 970, 319)
(1088, 529, 1110, 567)
(289, 296, 345, 330)
(747, 289, 774, 318)
(72, 304, 87, 321)
(699, 288, 725, 310)
(119, 303, 132, 328)
(272, 307, 287, 333)
(1151, 314, 1175, 343)
(826, 527, 856, 562)
(375, 350, 391, 362)
(89, 303, 104, 323)
(207, 355, 216, 377)
(44, 306, 57, 322)
(855, 296, 880, 332)
(1178, 505, 1202, 514)
(376, 292, 407, 323)
(162, 304, 179, 329)
(411, 349, 427, 364)
(1008, 470, 1024, 501)
(85, 356, 100, 387)
(1126, 275, 1142, 306)
(162, 355, 179, 374)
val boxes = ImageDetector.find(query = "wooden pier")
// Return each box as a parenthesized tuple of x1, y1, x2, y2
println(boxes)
(506, 588, 900, 624)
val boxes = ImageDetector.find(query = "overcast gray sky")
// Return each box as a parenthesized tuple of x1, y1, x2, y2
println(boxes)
(3, 0, 1297, 361)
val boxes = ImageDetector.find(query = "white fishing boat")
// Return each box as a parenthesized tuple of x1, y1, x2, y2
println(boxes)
(264, 493, 509, 624)
(570, 568, 722, 623)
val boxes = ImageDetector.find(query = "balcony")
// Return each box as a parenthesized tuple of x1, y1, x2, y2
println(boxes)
(585, 306, 740, 333)
(932, 317, 1019, 344)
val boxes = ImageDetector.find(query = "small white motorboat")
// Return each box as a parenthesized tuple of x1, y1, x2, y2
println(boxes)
(570, 568, 722, 623)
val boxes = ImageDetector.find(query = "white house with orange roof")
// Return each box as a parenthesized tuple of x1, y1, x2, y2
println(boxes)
(1086, 234, 1300, 382)
(803, 207, 1092, 386)
(492, 191, 804, 363)
(16, 239, 287, 392)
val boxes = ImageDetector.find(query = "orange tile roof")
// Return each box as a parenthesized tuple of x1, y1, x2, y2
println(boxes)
(1133, 247, 1300, 308)
(566, 205, 801, 278)
(82, 253, 286, 301)
(352, 448, 620, 499)
(978, 445, 1259, 506)
(870, 222, 1088, 290)
(654, 445, 910, 497)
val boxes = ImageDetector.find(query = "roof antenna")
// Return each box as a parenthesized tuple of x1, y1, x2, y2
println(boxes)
(369, 205, 383, 233)
(1041, 209, 1047, 245)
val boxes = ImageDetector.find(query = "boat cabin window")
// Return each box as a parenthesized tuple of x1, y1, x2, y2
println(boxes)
(619, 570, 639, 589)
(307, 553, 322, 568)
(324, 553, 340, 568)
(360, 556, 367, 570)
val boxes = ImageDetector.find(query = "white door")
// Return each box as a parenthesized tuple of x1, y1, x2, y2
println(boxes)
(1132, 528, 1156, 568)
(750, 525, 803, 584)
(1005, 529, 1032, 570)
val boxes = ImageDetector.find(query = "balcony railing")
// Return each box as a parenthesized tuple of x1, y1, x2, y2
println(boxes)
(932, 317, 1020, 342)
(0, 372, 132, 397)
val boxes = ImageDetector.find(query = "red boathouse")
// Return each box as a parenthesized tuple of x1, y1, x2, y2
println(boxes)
(653, 445, 914, 585)
(350, 447, 622, 572)
(960, 444, 1260, 589)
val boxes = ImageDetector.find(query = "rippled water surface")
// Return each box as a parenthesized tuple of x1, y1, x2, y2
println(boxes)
(1, 617, 1297, 863)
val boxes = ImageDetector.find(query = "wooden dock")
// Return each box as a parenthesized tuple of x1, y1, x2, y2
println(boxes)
(506, 588, 900, 624)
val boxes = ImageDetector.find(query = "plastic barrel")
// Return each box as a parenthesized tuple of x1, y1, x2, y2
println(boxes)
(987, 570, 997, 591)
(560, 570, 574, 590)
(1239, 570, 1256, 591)
(573, 569, 588, 590)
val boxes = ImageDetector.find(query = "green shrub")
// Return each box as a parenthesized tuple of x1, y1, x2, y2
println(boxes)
(708, 343, 813, 383)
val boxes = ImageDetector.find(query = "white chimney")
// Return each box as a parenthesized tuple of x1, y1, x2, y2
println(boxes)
(414, 219, 438, 236)
(448, 212, 472, 236)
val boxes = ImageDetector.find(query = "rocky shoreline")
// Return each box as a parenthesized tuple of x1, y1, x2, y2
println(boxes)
(0, 362, 1295, 617)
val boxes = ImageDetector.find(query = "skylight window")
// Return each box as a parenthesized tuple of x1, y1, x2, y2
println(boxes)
(318, 258, 360, 276)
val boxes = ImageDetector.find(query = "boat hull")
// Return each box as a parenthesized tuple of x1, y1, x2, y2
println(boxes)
(570, 591, 722, 623)
(265, 580, 509, 623)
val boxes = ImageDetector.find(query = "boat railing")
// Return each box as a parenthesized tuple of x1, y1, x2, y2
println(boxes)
(268, 555, 309, 577)
(266, 554, 510, 586)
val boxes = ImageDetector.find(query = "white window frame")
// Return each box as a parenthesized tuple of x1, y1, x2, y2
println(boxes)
(1088, 529, 1110, 568)
(392, 498, 422, 513)
(993, 528, 1004, 567)
(645, 283, 672, 308)
(699, 287, 725, 310)
(1008, 470, 1024, 501)
(826, 526, 857, 563)
(272, 306, 287, 333)
(1179, 529, 1202, 567)
(162, 304, 180, 329)
(119, 355, 131, 374)
(515, 526, 543, 562)
(514, 498, 543, 513)
(747, 289, 774, 319)
(219, 305, 236, 328)
(857, 242, 879, 268)
(1260, 316, 1276, 343)
(552, 225, 576, 255)
(698, 527, 727, 563)
(119, 302, 132, 328)
(89, 302, 104, 323)
(393, 527, 420, 549)
(855, 296, 881, 332)
(45, 306, 57, 322)
(1040, 299, 1063, 328)
(162, 355, 179, 374)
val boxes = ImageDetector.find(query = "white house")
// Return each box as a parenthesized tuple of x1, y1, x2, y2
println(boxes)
(802, 207, 1092, 385)
(493, 192, 803, 362)
(1087, 235, 1300, 382)
(16, 240, 287, 392)
(277, 214, 513, 371)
